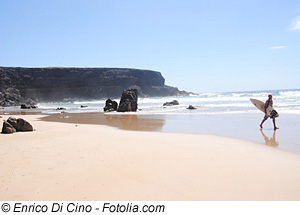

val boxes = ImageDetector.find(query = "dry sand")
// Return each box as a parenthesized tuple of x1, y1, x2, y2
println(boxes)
(1, 115, 300, 201)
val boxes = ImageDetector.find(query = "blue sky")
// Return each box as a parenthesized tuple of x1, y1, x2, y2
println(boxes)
(0, 0, 299, 93)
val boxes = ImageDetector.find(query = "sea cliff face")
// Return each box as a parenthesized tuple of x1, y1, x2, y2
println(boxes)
(0, 67, 189, 106)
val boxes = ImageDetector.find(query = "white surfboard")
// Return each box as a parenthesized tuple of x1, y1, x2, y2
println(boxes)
(250, 98, 279, 118)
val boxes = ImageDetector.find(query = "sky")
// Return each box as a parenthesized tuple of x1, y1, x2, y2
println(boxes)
(0, 0, 299, 93)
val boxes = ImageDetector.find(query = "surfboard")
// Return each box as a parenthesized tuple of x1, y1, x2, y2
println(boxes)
(250, 98, 279, 118)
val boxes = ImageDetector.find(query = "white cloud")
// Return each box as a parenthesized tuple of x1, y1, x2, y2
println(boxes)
(269, 46, 287, 50)
(289, 16, 300, 31)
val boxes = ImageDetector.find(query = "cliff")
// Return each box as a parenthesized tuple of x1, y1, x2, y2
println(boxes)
(0, 67, 190, 106)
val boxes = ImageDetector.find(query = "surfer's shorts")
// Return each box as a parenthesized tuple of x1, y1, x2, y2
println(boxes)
(264, 110, 278, 120)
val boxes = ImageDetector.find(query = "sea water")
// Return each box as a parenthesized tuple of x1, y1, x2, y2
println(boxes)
(37, 89, 300, 115)
(3, 89, 300, 153)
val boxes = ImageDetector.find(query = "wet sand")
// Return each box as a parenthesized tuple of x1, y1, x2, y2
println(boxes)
(41, 112, 166, 132)
(40, 112, 300, 154)
(1, 114, 300, 200)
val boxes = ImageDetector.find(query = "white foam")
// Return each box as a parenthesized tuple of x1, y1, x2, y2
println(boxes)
(35, 89, 300, 115)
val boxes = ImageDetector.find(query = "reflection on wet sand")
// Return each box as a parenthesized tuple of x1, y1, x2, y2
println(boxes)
(41, 112, 166, 132)
(260, 129, 279, 147)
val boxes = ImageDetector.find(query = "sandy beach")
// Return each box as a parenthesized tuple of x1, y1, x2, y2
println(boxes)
(1, 114, 300, 201)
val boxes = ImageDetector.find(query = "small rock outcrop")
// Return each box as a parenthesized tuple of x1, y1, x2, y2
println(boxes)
(103, 99, 118, 112)
(56, 107, 66, 110)
(2, 121, 16, 134)
(7, 117, 33, 132)
(21, 104, 37, 109)
(117, 89, 138, 112)
(6, 117, 18, 129)
(2, 117, 33, 133)
(163, 100, 179, 106)
(187, 105, 197, 110)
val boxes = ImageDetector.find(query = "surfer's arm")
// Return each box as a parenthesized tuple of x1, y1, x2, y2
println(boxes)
(263, 101, 268, 114)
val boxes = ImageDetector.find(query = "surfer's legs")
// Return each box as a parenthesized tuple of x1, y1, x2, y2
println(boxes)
(272, 118, 279, 130)
(260, 115, 268, 128)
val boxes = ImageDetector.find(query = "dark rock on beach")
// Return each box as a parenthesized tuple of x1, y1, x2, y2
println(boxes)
(0, 66, 191, 106)
(7, 117, 33, 132)
(7, 117, 18, 130)
(21, 104, 31, 109)
(56, 107, 66, 110)
(187, 105, 197, 110)
(2, 121, 16, 134)
(163, 100, 179, 106)
(21, 104, 37, 109)
(117, 89, 138, 112)
(16, 118, 33, 131)
(104, 99, 118, 112)
(1, 117, 33, 133)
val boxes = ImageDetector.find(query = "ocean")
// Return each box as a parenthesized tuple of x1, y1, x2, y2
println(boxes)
(36, 89, 300, 115)
(3, 89, 300, 154)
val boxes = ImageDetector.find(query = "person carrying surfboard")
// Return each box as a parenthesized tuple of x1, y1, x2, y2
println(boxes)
(260, 95, 279, 130)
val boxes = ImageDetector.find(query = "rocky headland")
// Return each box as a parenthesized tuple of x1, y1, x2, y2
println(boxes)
(0, 67, 191, 106)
